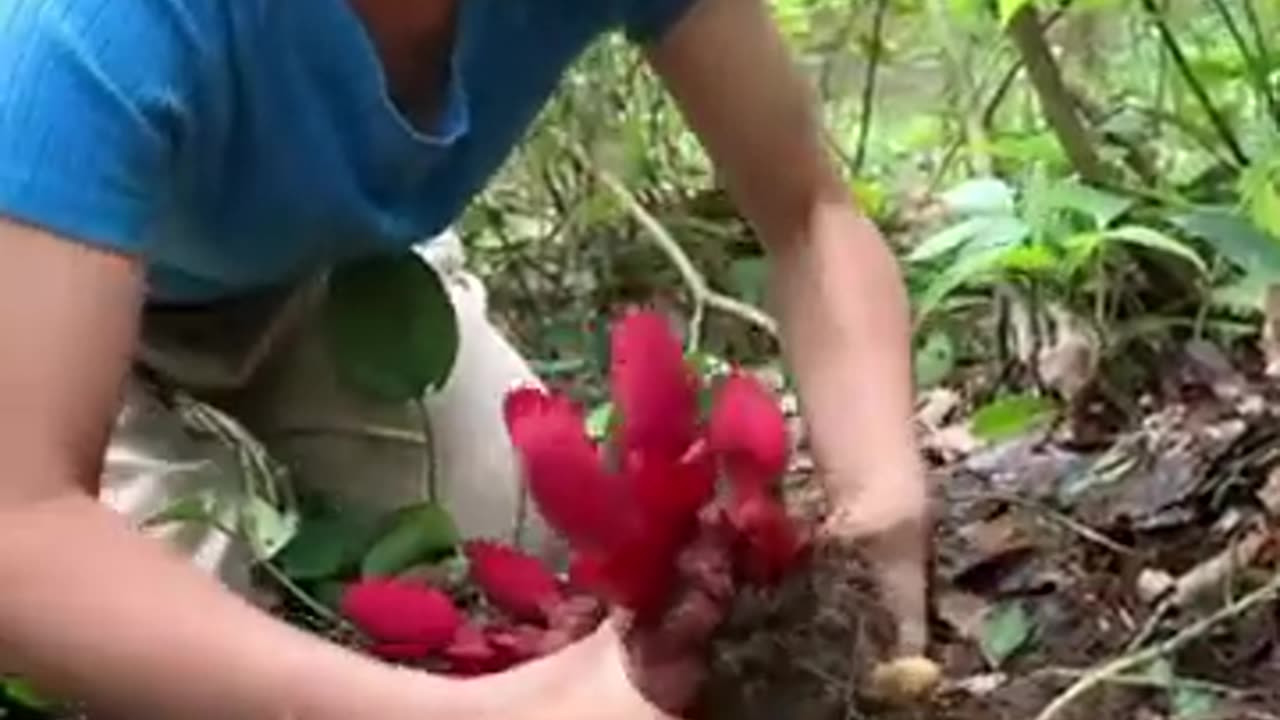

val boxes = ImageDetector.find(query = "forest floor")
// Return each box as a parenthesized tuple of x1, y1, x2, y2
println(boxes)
(844, 339, 1280, 719)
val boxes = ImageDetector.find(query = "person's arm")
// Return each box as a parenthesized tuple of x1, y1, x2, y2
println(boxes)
(0, 217, 585, 719)
(644, 0, 929, 654)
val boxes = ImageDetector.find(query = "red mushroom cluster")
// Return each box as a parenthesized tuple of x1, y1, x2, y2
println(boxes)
(338, 308, 809, 676)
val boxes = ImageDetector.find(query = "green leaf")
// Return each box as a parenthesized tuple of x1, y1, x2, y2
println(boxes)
(241, 496, 299, 560)
(908, 216, 991, 263)
(998, 0, 1036, 24)
(1240, 162, 1280, 238)
(1170, 682, 1219, 719)
(1045, 179, 1134, 229)
(939, 177, 1016, 216)
(325, 254, 460, 402)
(1100, 225, 1209, 274)
(312, 580, 349, 612)
(1062, 231, 1104, 271)
(979, 601, 1035, 668)
(850, 178, 888, 219)
(970, 393, 1057, 441)
(914, 331, 956, 388)
(2, 677, 54, 710)
(914, 244, 1010, 320)
(360, 503, 460, 578)
(1173, 207, 1280, 278)
(276, 512, 379, 581)
(585, 401, 616, 441)
(1210, 270, 1271, 312)
(913, 218, 1031, 319)
(997, 243, 1059, 273)
(141, 491, 218, 529)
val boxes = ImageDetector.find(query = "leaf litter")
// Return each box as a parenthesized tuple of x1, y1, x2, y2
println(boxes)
(886, 339, 1280, 719)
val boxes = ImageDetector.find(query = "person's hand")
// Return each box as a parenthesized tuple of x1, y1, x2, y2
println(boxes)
(534, 621, 681, 720)
(534, 512, 733, 719)
(820, 469, 931, 657)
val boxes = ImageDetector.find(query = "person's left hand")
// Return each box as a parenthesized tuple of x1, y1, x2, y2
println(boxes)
(820, 469, 931, 659)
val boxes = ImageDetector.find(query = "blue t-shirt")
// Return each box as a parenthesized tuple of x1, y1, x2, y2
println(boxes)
(0, 0, 696, 302)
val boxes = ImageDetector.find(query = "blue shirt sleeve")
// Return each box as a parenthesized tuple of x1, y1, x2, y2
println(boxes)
(0, 0, 198, 257)
(621, 0, 702, 44)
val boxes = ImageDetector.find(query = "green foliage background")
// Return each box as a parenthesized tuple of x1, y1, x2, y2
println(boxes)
(459, 0, 1280, 409)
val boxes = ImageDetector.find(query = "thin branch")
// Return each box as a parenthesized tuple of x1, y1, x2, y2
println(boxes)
(1034, 567, 1280, 720)
(1036, 668, 1249, 698)
(979, 491, 1136, 557)
(852, 0, 890, 174)
(201, 519, 351, 632)
(980, 8, 1070, 131)
(569, 143, 779, 345)
(1139, 0, 1249, 166)
(1005, 4, 1112, 183)
(258, 555, 351, 630)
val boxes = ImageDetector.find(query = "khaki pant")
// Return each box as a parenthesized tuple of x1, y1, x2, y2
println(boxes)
(100, 232, 556, 594)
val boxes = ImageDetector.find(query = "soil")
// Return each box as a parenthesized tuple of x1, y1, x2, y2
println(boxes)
(693, 539, 898, 720)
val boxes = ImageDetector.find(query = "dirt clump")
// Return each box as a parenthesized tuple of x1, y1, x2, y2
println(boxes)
(693, 538, 899, 720)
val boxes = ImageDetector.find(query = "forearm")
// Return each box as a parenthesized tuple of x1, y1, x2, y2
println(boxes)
(0, 490, 520, 720)
(768, 199, 926, 520)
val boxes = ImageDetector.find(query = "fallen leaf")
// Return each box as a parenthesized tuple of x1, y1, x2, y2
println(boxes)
(1258, 465, 1280, 516)
(1168, 524, 1269, 609)
(1136, 568, 1176, 604)
(361, 503, 460, 578)
(979, 601, 1035, 669)
(970, 393, 1058, 442)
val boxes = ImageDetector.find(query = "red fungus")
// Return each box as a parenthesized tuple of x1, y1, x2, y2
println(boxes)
(503, 385, 629, 553)
(341, 579, 463, 661)
(610, 308, 700, 465)
(464, 540, 564, 624)
(504, 308, 809, 626)
(708, 369, 790, 495)
(340, 310, 811, 681)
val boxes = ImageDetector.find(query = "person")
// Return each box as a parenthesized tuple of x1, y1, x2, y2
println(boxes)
(0, 0, 930, 717)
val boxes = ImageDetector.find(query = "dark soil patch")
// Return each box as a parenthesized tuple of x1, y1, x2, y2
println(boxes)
(693, 539, 897, 720)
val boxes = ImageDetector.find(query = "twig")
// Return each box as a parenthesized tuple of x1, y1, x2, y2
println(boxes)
(257, 555, 351, 630)
(269, 423, 428, 447)
(985, 492, 1136, 557)
(979, 8, 1069, 131)
(1037, 667, 1248, 698)
(1139, 0, 1249, 166)
(201, 519, 352, 632)
(574, 146, 779, 347)
(852, 0, 890, 174)
(1033, 567, 1280, 720)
